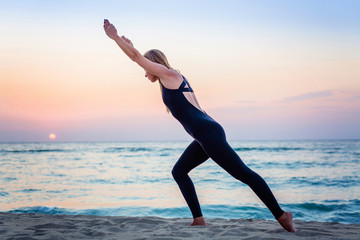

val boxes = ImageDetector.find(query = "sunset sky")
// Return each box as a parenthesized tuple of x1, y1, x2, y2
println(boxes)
(1, 0, 359, 142)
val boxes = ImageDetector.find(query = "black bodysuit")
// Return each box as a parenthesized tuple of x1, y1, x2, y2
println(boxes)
(161, 75, 284, 220)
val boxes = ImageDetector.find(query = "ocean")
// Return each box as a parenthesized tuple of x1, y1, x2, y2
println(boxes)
(0, 140, 359, 224)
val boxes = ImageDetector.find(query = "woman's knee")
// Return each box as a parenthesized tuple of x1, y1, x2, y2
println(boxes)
(171, 164, 186, 182)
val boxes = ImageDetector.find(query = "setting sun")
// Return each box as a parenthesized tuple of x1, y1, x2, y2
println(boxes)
(49, 133, 56, 140)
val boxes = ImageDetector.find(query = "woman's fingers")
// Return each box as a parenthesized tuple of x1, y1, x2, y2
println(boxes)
(121, 36, 132, 45)
(104, 20, 116, 32)
(121, 35, 128, 42)
(103, 19, 119, 40)
(104, 19, 111, 28)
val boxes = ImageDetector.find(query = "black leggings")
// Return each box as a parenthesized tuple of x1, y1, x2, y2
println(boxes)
(171, 139, 284, 220)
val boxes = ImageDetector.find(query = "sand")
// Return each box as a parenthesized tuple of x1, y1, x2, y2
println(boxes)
(0, 212, 359, 240)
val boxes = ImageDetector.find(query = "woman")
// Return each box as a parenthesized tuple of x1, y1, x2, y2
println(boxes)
(103, 19, 295, 232)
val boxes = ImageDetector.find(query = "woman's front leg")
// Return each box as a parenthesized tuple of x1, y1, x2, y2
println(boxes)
(172, 140, 209, 225)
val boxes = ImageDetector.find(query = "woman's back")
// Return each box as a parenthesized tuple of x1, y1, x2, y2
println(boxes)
(161, 75, 217, 139)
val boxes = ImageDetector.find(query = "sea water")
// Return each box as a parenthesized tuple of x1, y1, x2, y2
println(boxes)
(0, 140, 359, 224)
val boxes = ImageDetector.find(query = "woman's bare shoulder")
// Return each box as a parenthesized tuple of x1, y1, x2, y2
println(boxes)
(160, 70, 183, 89)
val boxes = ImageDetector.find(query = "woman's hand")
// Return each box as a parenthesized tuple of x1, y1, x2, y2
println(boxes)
(103, 19, 119, 40)
(103, 19, 140, 62)
(120, 35, 134, 47)
(103, 19, 134, 47)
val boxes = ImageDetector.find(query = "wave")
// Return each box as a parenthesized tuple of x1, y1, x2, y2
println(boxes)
(233, 147, 305, 152)
(287, 200, 360, 224)
(1, 149, 70, 153)
(19, 189, 42, 193)
(104, 147, 153, 153)
(8, 206, 191, 218)
(249, 160, 346, 169)
(104, 147, 184, 154)
(292, 202, 348, 212)
(3, 177, 17, 182)
(287, 176, 359, 188)
(8, 200, 360, 224)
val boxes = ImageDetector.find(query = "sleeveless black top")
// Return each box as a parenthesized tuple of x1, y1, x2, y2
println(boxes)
(160, 75, 220, 139)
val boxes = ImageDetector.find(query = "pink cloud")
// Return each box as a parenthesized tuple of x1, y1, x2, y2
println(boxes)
(281, 90, 333, 102)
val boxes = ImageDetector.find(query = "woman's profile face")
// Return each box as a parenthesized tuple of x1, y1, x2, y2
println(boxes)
(145, 71, 159, 82)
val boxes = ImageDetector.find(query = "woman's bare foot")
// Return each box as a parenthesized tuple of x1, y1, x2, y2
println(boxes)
(277, 211, 296, 232)
(190, 216, 207, 226)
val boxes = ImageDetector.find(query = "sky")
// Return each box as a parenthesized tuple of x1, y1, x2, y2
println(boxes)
(0, 0, 359, 142)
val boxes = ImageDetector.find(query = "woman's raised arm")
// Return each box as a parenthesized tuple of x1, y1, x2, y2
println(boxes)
(103, 19, 176, 79)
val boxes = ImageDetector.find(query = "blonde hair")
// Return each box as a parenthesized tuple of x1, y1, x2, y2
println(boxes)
(144, 49, 178, 113)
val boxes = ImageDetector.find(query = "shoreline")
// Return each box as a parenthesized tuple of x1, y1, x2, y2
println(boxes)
(1, 212, 359, 239)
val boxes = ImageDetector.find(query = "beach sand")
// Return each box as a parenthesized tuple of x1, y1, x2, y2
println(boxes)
(0, 212, 359, 239)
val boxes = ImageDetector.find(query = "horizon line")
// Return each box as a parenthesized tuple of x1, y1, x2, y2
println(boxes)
(0, 138, 359, 144)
